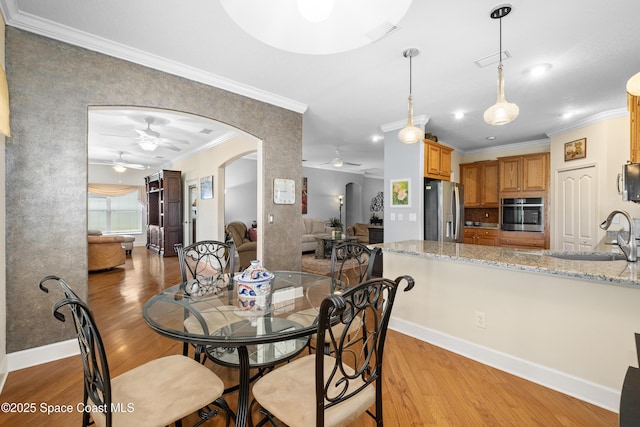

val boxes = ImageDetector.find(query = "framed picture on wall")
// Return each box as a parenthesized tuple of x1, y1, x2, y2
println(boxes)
(302, 177, 308, 214)
(564, 138, 587, 161)
(200, 176, 213, 199)
(390, 178, 411, 208)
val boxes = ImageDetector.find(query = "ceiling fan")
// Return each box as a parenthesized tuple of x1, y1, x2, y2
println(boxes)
(133, 117, 190, 151)
(89, 152, 146, 173)
(323, 148, 361, 168)
(100, 116, 190, 152)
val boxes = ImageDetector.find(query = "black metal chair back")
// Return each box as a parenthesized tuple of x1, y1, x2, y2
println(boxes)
(329, 242, 381, 287)
(39, 275, 112, 427)
(175, 240, 235, 288)
(314, 275, 414, 426)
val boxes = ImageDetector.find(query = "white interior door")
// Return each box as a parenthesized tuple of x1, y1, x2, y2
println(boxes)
(556, 165, 598, 250)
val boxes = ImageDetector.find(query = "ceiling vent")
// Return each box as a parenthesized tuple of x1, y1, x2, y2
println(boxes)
(199, 128, 213, 134)
(474, 50, 511, 68)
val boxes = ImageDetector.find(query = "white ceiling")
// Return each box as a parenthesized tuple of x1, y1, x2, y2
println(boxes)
(3, 0, 640, 176)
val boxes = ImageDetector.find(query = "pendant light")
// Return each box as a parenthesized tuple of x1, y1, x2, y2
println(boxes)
(398, 48, 423, 144)
(484, 4, 519, 126)
(628, 72, 640, 96)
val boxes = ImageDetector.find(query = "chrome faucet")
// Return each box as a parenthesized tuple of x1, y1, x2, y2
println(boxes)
(600, 210, 637, 262)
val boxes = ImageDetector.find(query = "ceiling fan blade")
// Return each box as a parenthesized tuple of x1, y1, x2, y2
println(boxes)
(159, 137, 190, 145)
(156, 142, 181, 151)
(344, 161, 361, 166)
(123, 163, 146, 170)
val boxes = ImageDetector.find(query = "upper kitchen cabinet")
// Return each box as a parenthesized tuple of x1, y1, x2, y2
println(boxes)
(424, 139, 453, 181)
(460, 160, 499, 207)
(629, 93, 640, 162)
(498, 153, 549, 194)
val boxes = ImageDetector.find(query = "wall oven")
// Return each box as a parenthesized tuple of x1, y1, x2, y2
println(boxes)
(501, 197, 544, 232)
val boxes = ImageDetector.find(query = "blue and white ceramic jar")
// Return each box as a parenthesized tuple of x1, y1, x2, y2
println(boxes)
(234, 260, 274, 310)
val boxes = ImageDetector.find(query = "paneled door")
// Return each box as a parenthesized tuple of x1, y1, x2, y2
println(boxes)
(556, 165, 598, 250)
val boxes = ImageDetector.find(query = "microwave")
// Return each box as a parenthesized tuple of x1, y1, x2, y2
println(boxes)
(501, 197, 545, 232)
(619, 163, 640, 203)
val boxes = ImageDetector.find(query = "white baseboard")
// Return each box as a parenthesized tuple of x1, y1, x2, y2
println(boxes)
(7, 339, 79, 372)
(389, 317, 620, 413)
(0, 356, 7, 394)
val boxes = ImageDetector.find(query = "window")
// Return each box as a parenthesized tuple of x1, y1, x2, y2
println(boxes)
(88, 190, 142, 233)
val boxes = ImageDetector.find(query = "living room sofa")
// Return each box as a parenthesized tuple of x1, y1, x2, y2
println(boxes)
(88, 230, 126, 272)
(301, 218, 332, 252)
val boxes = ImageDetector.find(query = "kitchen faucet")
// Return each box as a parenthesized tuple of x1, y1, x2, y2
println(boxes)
(600, 210, 637, 262)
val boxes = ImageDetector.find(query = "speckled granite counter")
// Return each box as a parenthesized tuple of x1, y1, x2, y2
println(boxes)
(382, 240, 640, 287)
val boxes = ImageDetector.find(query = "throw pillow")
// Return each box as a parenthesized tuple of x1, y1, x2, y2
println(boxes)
(248, 227, 257, 242)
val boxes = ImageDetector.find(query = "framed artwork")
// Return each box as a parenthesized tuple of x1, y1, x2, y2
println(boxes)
(390, 178, 411, 208)
(564, 138, 587, 161)
(200, 176, 213, 199)
(301, 177, 308, 214)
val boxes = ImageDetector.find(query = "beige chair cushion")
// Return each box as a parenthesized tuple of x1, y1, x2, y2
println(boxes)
(288, 308, 362, 346)
(183, 306, 243, 335)
(252, 354, 375, 427)
(91, 355, 224, 427)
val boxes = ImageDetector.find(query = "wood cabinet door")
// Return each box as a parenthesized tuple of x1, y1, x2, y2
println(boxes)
(461, 164, 480, 207)
(440, 147, 452, 179)
(480, 162, 499, 207)
(425, 142, 441, 177)
(499, 157, 521, 192)
(522, 154, 548, 191)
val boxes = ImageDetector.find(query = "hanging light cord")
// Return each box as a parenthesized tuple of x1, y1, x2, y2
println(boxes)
(409, 53, 413, 96)
(499, 16, 503, 67)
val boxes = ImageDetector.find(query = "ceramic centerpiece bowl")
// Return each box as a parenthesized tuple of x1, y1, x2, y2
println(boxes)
(234, 260, 274, 310)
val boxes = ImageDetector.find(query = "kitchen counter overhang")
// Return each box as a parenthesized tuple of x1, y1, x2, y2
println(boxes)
(382, 239, 640, 288)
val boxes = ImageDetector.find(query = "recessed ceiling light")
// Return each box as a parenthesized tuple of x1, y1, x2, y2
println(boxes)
(371, 134, 383, 143)
(529, 63, 551, 77)
(454, 111, 464, 120)
(562, 111, 574, 119)
(486, 136, 496, 140)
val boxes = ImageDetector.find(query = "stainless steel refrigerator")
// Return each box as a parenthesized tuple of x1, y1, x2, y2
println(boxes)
(424, 178, 464, 242)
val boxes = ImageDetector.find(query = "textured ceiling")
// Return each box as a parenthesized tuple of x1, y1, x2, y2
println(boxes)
(3, 0, 640, 175)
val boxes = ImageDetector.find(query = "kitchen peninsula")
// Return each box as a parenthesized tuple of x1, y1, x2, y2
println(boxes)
(383, 240, 640, 412)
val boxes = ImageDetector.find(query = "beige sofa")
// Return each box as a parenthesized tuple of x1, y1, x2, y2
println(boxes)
(301, 218, 332, 252)
(226, 221, 257, 269)
(88, 230, 126, 272)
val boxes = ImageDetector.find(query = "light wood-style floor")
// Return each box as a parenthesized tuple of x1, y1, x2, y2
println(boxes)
(1, 249, 617, 426)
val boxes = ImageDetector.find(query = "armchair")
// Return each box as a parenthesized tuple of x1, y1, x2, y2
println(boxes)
(88, 231, 125, 272)
(226, 221, 257, 269)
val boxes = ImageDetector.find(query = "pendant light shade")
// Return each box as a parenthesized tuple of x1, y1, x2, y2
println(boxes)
(484, 64, 520, 125)
(398, 48, 423, 144)
(627, 72, 640, 96)
(484, 4, 519, 126)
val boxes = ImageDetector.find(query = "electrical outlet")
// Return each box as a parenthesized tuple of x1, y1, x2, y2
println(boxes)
(475, 311, 487, 329)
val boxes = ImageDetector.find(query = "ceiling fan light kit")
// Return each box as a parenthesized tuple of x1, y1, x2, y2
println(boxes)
(398, 48, 423, 144)
(484, 4, 519, 126)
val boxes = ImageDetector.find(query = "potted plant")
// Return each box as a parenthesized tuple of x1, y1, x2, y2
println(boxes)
(328, 217, 343, 237)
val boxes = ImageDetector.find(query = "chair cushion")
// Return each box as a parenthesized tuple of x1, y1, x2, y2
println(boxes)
(91, 355, 224, 427)
(252, 354, 375, 427)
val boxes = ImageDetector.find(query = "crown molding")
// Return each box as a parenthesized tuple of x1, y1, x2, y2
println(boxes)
(0, 2, 308, 114)
(380, 115, 429, 133)
(546, 108, 628, 137)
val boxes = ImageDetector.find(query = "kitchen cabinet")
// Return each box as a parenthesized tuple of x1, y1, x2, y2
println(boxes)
(424, 139, 453, 181)
(499, 230, 547, 249)
(629, 93, 640, 163)
(498, 153, 549, 193)
(464, 227, 498, 246)
(145, 169, 182, 257)
(460, 160, 499, 207)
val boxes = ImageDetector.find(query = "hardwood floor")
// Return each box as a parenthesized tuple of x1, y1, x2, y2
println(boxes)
(1, 249, 617, 426)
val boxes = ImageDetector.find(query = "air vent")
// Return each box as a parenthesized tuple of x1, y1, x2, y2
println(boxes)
(199, 128, 213, 134)
(365, 21, 398, 43)
(474, 50, 511, 68)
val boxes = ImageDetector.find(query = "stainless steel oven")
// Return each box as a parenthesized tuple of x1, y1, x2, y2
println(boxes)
(501, 197, 544, 232)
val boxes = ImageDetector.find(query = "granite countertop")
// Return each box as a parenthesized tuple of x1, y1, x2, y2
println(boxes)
(382, 240, 640, 288)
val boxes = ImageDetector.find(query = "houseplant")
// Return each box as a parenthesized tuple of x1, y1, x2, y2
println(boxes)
(328, 216, 343, 237)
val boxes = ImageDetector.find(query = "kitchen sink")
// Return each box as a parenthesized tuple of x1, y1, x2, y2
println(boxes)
(548, 252, 627, 261)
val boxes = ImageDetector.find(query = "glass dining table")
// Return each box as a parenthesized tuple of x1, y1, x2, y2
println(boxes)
(142, 271, 338, 427)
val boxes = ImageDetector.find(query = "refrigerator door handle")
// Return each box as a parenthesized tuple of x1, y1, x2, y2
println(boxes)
(452, 185, 461, 240)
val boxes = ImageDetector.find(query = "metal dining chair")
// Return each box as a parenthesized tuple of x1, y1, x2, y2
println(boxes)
(289, 242, 381, 354)
(251, 275, 415, 427)
(38, 275, 231, 427)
